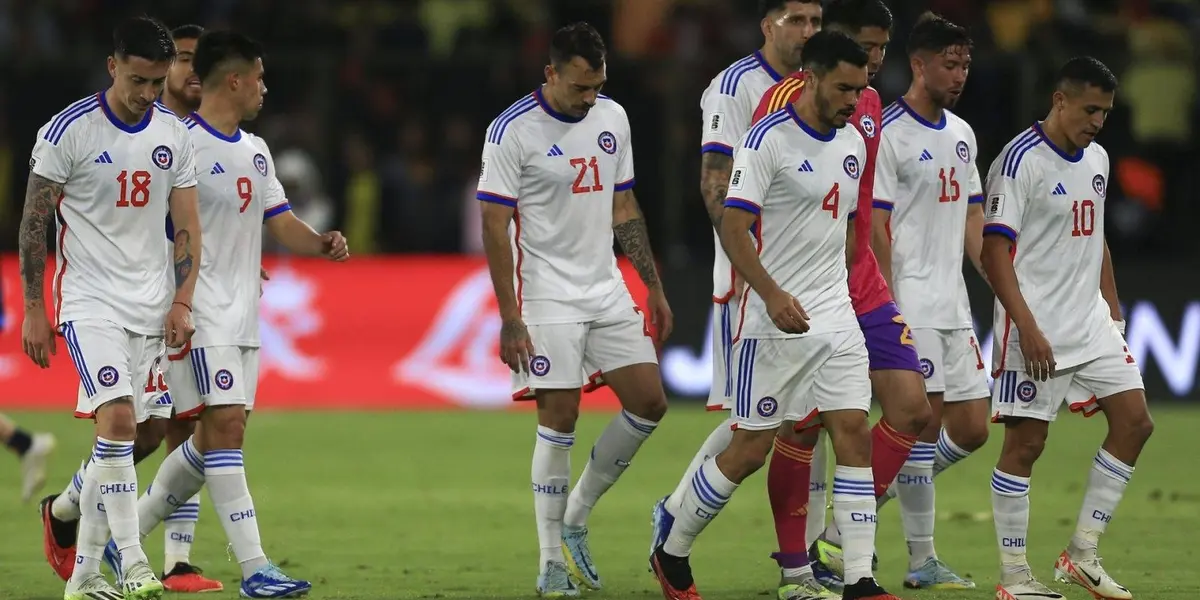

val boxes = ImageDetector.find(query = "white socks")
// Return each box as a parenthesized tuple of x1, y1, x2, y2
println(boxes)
(663, 458, 737, 557)
(896, 441, 937, 568)
(667, 417, 734, 514)
(69, 454, 109, 583)
(139, 438, 206, 538)
(52, 459, 88, 522)
(205, 449, 268, 578)
(991, 468, 1032, 581)
(807, 431, 829, 545)
(93, 438, 147, 568)
(564, 410, 658, 528)
(1071, 449, 1133, 558)
(832, 466, 877, 585)
(164, 495, 201, 571)
(532, 426, 573, 567)
(934, 427, 971, 476)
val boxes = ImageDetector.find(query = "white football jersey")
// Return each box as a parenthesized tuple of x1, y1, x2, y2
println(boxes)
(701, 51, 786, 300)
(476, 88, 636, 325)
(184, 113, 290, 348)
(984, 123, 1115, 372)
(30, 93, 197, 335)
(725, 105, 865, 339)
(874, 100, 983, 329)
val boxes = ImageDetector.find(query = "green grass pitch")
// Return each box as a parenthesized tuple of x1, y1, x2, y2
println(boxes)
(0, 405, 1197, 599)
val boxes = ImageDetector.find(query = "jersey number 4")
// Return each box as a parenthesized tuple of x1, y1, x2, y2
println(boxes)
(570, 156, 604, 194)
(822, 183, 840, 218)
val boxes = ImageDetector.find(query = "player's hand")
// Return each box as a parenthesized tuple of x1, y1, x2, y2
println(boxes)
(21, 310, 56, 369)
(499, 317, 535, 374)
(259, 266, 269, 298)
(322, 231, 349, 262)
(766, 289, 810, 334)
(1019, 324, 1056, 381)
(164, 302, 196, 348)
(647, 286, 674, 342)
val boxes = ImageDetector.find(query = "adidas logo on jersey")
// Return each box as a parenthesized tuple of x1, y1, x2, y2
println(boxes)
(1051, 182, 1067, 196)
(94, 151, 113, 164)
(210, 162, 226, 175)
(918, 149, 933, 161)
(546, 145, 564, 157)
(797, 160, 814, 173)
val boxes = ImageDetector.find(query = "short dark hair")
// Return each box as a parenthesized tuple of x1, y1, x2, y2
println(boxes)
(906, 12, 972, 56)
(824, 0, 893, 33)
(171, 24, 205, 42)
(113, 16, 176, 62)
(1057, 56, 1119, 93)
(193, 31, 265, 86)
(758, 0, 822, 19)
(801, 30, 870, 75)
(549, 22, 606, 70)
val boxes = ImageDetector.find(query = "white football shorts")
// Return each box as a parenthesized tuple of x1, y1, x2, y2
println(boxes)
(991, 344, 1143, 423)
(730, 329, 872, 431)
(167, 345, 260, 417)
(911, 327, 991, 402)
(706, 299, 739, 411)
(60, 319, 172, 423)
(513, 307, 659, 399)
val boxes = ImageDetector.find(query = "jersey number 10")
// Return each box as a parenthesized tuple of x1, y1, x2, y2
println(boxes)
(1071, 199, 1096, 237)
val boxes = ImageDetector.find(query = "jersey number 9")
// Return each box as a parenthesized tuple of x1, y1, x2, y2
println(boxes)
(237, 177, 253, 213)
(115, 170, 152, 207)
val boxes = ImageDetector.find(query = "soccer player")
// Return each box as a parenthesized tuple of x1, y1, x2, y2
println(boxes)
(813, 13, 987, 588)
(20, 15, 201, 600)
(652, 2, 825, 593)
(749, 2, 936, 595)
(103, 31, 331, 599)
(981, 56, 1149, 600)
(652, 30, 900, 600)
(477, 22, 672, 597)
(147, 23, 225, 593)
(0, 413, 56, 502)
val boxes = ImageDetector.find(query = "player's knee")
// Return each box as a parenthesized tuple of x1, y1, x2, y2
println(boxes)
(779, 424, 820, 447)
(164, 418, 195, 451)
(133, 418, 166, 462)
(719, 430, 774, 482)
(1003, 427, 1047, 467)
(202, 406, 247, 450)
(627, 391, 668, 423)
(96, 398, 139, 441)
(825, 411, 873, 464)
(949, 418, 989, 452)
(1119, 411, 1154, 446)
(892, 395, 932, 437)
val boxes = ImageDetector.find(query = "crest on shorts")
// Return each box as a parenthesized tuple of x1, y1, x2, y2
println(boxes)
(529, 355, 552, 377)
(1016, 380, 1037, 402)
(597, 131, 618, 155)
(756, 396, 779, 418)
(97, 366, 120, 387)
(253, 153, 269, 177)
(214, 369, 235, 391)
(919, 358, 934, 379)
(1092, 174, 1106, 197)
(843, 155, 860, 180)
(858, 114, 876, 138)
(152, 145, 173, 170)
(955, 140, 971, 163)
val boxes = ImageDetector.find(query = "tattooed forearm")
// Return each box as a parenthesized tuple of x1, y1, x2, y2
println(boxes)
(18, 174, 62, 308)
(700, 152, 733, 230)
(613, 216, 660, 289)
(173, 229, 193, 289)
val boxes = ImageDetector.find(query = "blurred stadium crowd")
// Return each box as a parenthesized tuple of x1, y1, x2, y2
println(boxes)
(0, 0, 1195, 263)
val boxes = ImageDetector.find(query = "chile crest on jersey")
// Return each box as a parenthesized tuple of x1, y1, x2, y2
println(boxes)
(843, 155, 860, 179)
(955, 140, 970, 163)
(597, 131, 617, 155)
(858, 115, 876, 138)
(253, 153, 269, 177)
(152, 145, 173, 170)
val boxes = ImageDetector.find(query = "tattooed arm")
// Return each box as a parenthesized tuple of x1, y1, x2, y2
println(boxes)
(18, 174, 62, 311)
(612, 189, 661, 290)
(167, 185, 202, 304)
(699, 152, 733, 230)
